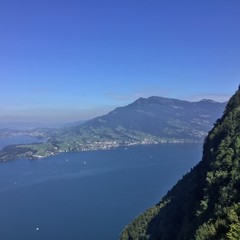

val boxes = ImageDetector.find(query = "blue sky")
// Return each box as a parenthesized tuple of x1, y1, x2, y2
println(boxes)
(1, 0, 240, 123)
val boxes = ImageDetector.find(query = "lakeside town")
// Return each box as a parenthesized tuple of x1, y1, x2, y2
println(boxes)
(0, 128, 203, 161)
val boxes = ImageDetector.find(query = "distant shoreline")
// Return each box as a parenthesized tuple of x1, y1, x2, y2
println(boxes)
(0, 139, 203, 163)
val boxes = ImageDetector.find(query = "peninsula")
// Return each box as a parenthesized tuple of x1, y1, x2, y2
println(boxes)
(0, 96, 226, 161)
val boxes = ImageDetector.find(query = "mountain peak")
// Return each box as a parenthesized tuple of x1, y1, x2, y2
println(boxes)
(0, 95, 226, 162)
(199, 99, 216, 103)
(132, 96, 189, 106)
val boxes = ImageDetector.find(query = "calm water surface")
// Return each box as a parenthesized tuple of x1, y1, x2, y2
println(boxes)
(0, 142, 202, 239)
(0, 136, 44, 150)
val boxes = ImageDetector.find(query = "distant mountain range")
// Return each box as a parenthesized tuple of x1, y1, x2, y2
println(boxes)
(0, 122, 65, 130)
(0, 96, 226, 161)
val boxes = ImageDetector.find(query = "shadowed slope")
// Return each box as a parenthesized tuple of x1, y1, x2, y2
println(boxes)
(120, 89, 240, 240)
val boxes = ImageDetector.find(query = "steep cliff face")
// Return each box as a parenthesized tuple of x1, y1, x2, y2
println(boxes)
(120, 89, 240, 240)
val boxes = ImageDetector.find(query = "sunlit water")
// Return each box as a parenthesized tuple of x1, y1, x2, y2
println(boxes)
(0, 140, 202, 239)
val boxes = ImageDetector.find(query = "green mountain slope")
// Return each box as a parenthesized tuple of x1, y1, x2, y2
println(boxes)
(0, 96, 225, 161)
(76, 97, 225, 141)
(120, 89, 240, 240)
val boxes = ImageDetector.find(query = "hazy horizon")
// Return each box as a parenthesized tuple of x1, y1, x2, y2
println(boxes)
(1, 0, 239, 123)
(0, 95, 229, 125)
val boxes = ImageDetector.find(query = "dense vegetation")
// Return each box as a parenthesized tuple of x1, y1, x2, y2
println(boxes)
(120, 89, 240, 240)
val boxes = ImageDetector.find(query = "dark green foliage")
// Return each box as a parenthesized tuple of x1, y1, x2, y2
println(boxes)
(0, 144, 38, 160)
(120, 89, 240, 240)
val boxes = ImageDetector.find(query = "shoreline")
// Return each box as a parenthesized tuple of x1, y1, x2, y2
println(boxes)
(0, 138, 203, 162)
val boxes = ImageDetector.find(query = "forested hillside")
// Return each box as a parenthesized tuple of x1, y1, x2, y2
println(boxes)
(120, 88, 240, 240)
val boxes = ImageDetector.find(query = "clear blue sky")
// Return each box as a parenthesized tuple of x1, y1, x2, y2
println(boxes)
(1, 0, 240, 123)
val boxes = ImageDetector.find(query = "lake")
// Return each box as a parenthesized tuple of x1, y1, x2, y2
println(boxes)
(0, 136, 44, 150)
(0, 142, 202, 239)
